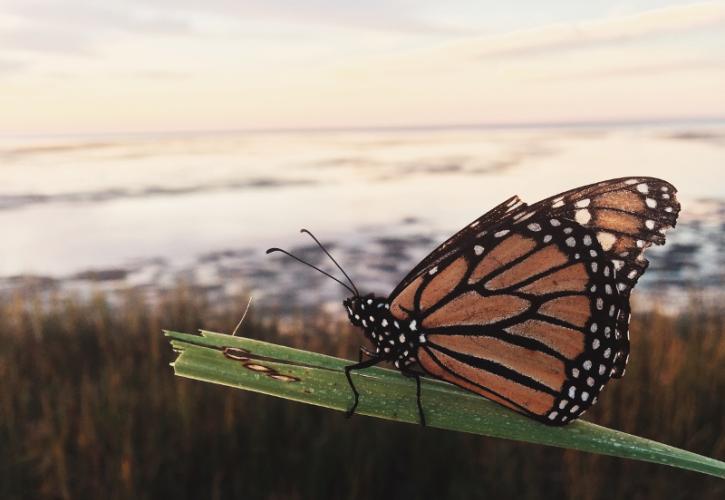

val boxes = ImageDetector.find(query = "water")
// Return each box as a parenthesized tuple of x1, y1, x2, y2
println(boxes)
(1, 124, 723, 312)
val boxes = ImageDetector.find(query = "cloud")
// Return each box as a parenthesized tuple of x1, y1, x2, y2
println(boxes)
(135, 0, 460, 34)
(0, 1, 192, 56)
(364, 1, 725, 76)
(532, 57, 725, 81)
(459, 1, 725, 60)
(0, 57, 25, 75)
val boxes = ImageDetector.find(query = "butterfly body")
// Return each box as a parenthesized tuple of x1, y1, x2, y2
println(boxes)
(346, 213, 628, 425)
(270, 176, 680, 426)
(344, 295, 421, 370)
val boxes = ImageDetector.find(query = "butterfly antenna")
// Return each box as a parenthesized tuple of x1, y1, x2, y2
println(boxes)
(300, 229, 360, 297)
(266, 247, 356, 296)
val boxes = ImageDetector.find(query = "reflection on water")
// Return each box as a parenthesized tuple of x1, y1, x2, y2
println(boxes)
(1, 124, 724, 312)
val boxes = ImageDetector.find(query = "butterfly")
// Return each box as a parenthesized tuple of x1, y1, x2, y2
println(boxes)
(268, 177, 680, 426)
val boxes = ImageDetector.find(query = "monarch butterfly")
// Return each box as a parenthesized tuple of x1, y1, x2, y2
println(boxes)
(268, 177, 680, 426)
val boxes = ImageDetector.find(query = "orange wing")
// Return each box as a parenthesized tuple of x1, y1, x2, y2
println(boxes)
(388, 177, 679, 425)
(518, 177, 680, 376)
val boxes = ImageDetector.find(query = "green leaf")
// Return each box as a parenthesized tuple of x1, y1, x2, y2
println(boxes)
(165, 329, 725, 478)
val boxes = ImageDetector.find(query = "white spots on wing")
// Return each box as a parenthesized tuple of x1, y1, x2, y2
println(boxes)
(617, 282, 627, 291)
(662, 193, 670, 199)
(598, 364, 607, 375)
(575, 198, 591, 208)
(393, 320, 400, 329)
(418, 334, 426, 344)
(645, 219, 655, 230)
(409, 320, 417, 331)
(645, 197, 657, 208)
(552, 200, 565, 208)
(597, 232, 616, 251)
(590, 323, 598, 333)
(369, 316, 375, 322)
(590, 285, 596, 292)
(609, 304, 616, 317)
(381, 318, 388, 327)
(548, 411, 558, 420)
(627, 269, 638, 279)
(612, 259, 624, 271)
(474, 245, 485, 256)
(354, 314, 360, 320)
(636, 183, 649, 194)
(582, 234, 592, 246)
(569, 404, 580, 413)
(574, 253, 580, 260)
(568, 386, 576, 398)
(518, 211, 535, 222)
(429, 266, 438, 275)
(470, 220, 480, 228)
(383, 347, 391, 353)
(564, 227, 573, 234)
(605, 284, 612, 295)
(581, 391, 590, 402)
(550, 218, 561, 227)
(596, 298, 604, 310)
(661, 185, 669, 192)
(592, 338, 600, 350)
(543, 234, 552, 243)
(587, 377, 595, 387)
(665, 206, 673, 212)
(583, 359, 592, 370)
(528, 223, 541, 232)
(495, 230, 510, 238)
(565, 236, 576, 247)
(589, 249, 597, 257)
(590, 262, 598, 273)
(398, 333, 406, 343)
(625, 179, 639, 185)
(636, 239, 645, 248)
(604, 348, 612, 359)
(571, 368, 580, 378)
(559, 400, 568, 409)
(604, 326, 611, 337)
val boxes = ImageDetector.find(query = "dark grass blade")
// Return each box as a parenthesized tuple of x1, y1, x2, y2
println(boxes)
(165, 330, 725, 478)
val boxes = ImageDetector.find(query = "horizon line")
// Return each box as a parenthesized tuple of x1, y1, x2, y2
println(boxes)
(2, 115, 725, 139)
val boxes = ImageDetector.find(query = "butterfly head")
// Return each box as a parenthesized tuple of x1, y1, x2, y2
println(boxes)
(343, 293, 387, 329)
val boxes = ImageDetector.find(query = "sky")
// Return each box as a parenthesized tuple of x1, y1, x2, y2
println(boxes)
(1, 0, 724, 134)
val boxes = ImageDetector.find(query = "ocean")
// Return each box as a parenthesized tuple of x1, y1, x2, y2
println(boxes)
(1, 123, 723, 313)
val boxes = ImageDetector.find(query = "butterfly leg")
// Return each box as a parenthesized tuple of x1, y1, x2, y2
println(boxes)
(344, 356, 382, 418)
(401, 369, 426, 427)
(357, 346, 376, 362)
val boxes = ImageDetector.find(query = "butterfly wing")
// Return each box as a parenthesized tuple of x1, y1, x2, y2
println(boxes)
(388, 177, 679, 425)
(519, 177, 680, 377)
(388, 195, 527, 299)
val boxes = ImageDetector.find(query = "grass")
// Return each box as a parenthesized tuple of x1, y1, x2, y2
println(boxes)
(166, 329, 725, 477)
(0, 286, 723, 499)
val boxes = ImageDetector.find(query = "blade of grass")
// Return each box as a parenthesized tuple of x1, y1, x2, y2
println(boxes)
(165, 329, 725, 478)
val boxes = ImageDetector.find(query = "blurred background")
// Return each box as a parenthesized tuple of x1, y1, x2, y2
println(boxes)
(1, 1, 723, 498)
